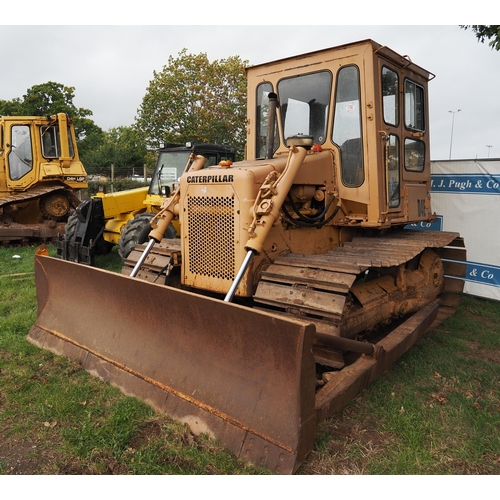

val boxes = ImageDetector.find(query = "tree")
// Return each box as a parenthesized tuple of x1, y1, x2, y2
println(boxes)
(0, 81, 102, 143)
(135, 49, 247, 158)
(82, 126, 149, 178)
(75, 119, 106, 160)
(461, 25, 500, 51)
(0, 81, 150, 178)
(0, 97, 22, 116)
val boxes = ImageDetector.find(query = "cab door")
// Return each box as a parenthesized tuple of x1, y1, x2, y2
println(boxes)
(5, 122, 38, 189)
(378, 56, 432, 223)
(332, 54, 372, 207)
(400, 75, 432, 221)
(379, 62, 403, 213)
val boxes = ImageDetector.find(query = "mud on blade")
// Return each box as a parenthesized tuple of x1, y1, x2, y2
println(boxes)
(28, 254, 317, 473)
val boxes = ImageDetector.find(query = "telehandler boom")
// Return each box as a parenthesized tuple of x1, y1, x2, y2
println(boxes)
(28, 40, 466, 473)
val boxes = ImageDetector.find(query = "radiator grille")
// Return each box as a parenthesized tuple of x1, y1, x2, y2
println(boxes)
(187, 195, 235, 280)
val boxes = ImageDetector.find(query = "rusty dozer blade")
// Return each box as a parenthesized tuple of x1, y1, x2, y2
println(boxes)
(28, 255, 443, 473)
(27, 254, 317, 474)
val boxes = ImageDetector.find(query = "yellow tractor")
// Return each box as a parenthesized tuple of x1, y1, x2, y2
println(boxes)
(0, 113, 87, 244)
(28, 40, 466, 473)
(55, 142, 236, 264)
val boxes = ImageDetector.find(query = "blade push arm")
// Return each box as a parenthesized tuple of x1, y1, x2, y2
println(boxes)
(130, 154, 206, 278)
(225, 143, 309, 301)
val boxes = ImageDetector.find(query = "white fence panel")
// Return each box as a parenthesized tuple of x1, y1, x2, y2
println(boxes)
(429, 159, 500, 301)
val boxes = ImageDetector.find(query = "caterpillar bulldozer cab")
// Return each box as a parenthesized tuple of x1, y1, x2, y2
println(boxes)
(0, 113, 87, 244)
(55, 142, 235, 264)
(28, 40, 466, 473)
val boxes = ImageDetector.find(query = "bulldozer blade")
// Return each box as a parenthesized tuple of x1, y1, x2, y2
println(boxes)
(27, 255, 317, 474)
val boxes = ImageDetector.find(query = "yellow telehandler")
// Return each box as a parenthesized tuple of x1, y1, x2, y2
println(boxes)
(54, 142, 235, 264)
(0, 113, 87, 244)
(28, 40, 466, 474)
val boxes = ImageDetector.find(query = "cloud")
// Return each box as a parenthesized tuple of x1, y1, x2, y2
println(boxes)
(0, 24, 498, 160)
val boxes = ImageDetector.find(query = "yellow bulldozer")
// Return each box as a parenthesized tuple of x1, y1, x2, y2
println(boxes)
(28, 39, 466, 473)
(54, 142, 236, 264)
(0, 113, 87, 244)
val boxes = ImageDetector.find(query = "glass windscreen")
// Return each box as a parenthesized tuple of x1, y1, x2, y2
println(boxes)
(148, 151, 223, 195)
(277, 71, 332, 144)
(149, 151, 192, 195)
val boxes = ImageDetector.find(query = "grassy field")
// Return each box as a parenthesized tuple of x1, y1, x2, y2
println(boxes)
(0, 244, 498, 475)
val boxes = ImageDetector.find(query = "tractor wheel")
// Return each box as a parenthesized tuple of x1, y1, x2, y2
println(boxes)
(63, 212, 79, 241)
(62, 212, 113, 256)
(118, 213, 176, 259)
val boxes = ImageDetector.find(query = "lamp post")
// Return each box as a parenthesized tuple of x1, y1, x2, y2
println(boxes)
(486, 145, 492, 158)
(448, 109, 461, 160)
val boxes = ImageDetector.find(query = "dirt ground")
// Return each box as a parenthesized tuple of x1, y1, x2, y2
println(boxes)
(0, 429, 139, 475)
(0, 431, 63, 475)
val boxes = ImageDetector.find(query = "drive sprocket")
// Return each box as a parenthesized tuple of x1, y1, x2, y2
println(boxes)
(40, 192, 71, 220)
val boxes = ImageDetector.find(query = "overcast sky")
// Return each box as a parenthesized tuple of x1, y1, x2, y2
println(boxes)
(1, 15, 498, 161)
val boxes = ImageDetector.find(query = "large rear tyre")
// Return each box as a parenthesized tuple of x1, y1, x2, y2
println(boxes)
(62, 212, 113, 256)
(118, 213, 176, 259)
(63, 212, 79, 241)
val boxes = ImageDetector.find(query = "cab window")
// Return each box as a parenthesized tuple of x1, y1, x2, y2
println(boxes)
(277, 71, 331, 144)
(382, 67, 399, 126)
(41, 125, 75, 158)
(149, 151, 191, 195)
(387, 134, 400, 207)
(333, 65, 364, 187)
(405, 138, 425, 172)
(405, 80, 425, 131)
(9, 125, 33, 180)
(255, 82, 279, 158)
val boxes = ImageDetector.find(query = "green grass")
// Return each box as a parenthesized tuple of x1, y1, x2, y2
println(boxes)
(301, 294, 500, 474)
(0, 245, 258, 474)
(0, 244, 499, 475)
